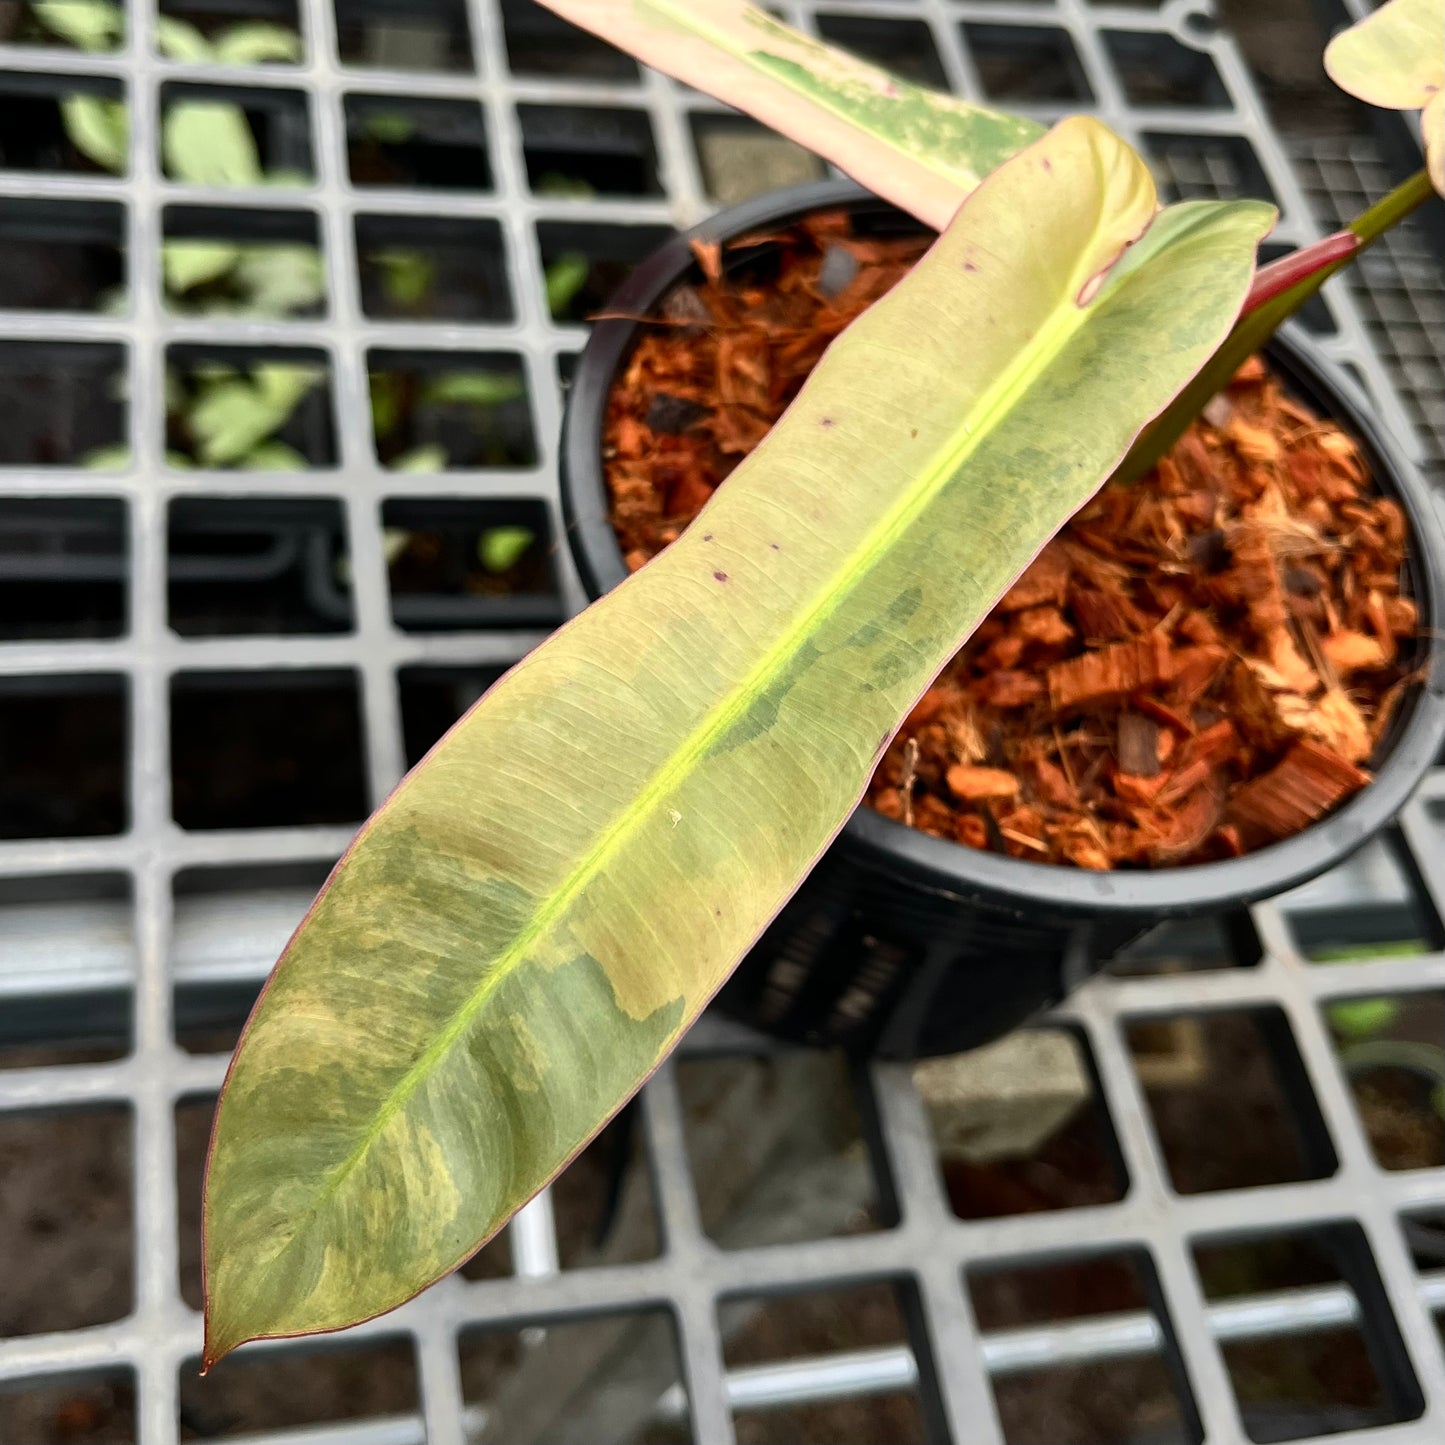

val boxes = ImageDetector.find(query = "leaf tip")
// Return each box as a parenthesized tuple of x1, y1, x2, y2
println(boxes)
(200, 1320, 237, 1375)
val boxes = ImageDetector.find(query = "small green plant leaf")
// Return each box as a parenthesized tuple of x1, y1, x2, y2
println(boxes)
(390, 444, 448, 473)
(61, 94, 128, 174)
(212, 22, 303, 64)
(187, 363, 321, 466)
(1325, 0, 1443, 194)
(362, 111, 415, 144)
(164, 101, 262, 187)
(534, 171, 597, 198)
(187, 381, 284, 465)
(163, 238, 243, 294)
(254, 362, 324, 412)
(478, 526, 535, 574)
(1326, 997, 1403, 1039)
(534, 0, 1041, 228)
(33, 0, 124, 51)
(372, 249, 436, 308)
(544, 252, 591, 317)
(155, 13, 213, 59)
(232, 244, 326, 316)
(422, 371, 525, 407)
(1310, 937, 1428, 964)
(82, 443, 131, 470)
(261, 167, 312, 188)
(369, 374, 400, 439)
(203, 117, 1272, 1361)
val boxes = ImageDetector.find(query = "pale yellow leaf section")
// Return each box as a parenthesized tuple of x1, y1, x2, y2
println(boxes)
(1326, 0, 1444, 193)
(535, 0, 1042, 227)
(204, 117, 1273, 1362)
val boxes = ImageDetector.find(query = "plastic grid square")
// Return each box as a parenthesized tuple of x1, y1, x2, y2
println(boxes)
(0, 1, 1440, 1442)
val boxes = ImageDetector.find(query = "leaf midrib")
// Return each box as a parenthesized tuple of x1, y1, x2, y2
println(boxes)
(284, 243, 1099, 1239)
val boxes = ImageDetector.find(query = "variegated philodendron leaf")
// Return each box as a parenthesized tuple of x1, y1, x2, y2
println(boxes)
(1325, 0, 1443, 194)
(203, 116, 1273, 1362)
(535, 0, 1042, 227)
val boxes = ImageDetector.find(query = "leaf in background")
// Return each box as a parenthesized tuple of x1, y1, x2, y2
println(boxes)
(61, 94, 128, 174)
(1325, 997, 1402, 1039)
(362, 111, 415, 144)
(372, 249, 436, 309)
(163, 238, 243, 295)
(241, 440, 310, 471)
(164, 101, 262, 187)
(203, 116, 1272, 1361)
(33, 0, 124, 50)
(535, 171, 597, 198)
(254, 362, 324, 413)
(187, 363, 321, 466)
(156, 14, 213, 60)
(478, 526, 536, 574)
(543, 252, 591, 317)
(232, 244, 327, 316)
(82, 444, 131, 470)
(390, 444, 448, 473)
(1325, 0, 1443, 194)
(213, 22, 304, 64)
(422, 371, 525, 407)
(261, 168, 312, 188)
(534, 0, 1041, 229)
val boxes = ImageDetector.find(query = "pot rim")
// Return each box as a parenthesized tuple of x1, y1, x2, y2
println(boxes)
(560, 178, 1445, 918)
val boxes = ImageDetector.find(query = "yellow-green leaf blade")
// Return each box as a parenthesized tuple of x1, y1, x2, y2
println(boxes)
(535, 0, 1041, 227)
(1325, 0, 1444, 193)
(204, 117, 1273, 1362)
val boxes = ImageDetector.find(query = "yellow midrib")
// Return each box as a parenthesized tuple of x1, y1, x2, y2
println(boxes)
(281, 234, 1099, 1239)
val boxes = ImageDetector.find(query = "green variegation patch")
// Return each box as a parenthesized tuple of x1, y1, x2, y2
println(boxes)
(534, 0, 1040, 227)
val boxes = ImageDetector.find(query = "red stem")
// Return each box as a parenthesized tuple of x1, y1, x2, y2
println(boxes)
(1243, 231, 1359, 312)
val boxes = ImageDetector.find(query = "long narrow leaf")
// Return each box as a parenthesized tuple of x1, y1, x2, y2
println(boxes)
(535, 0, 1042, 228)
(203, 116, 1273, 1362)
(1325, 0, 1443, 193)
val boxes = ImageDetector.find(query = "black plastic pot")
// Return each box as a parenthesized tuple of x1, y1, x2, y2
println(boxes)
(560, 179, 1445, 1060)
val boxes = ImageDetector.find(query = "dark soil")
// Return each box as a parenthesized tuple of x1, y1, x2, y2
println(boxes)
(0, 679, 127, 838)
(0, 1108, 132, 1340)
(603, 212, 1419, 870)
(721, 1282, 931, 1445)
(1128, 1009, 1334, 1194)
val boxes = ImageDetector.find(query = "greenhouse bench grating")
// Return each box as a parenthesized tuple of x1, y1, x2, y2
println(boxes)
(0, 0, 1442, 1442)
